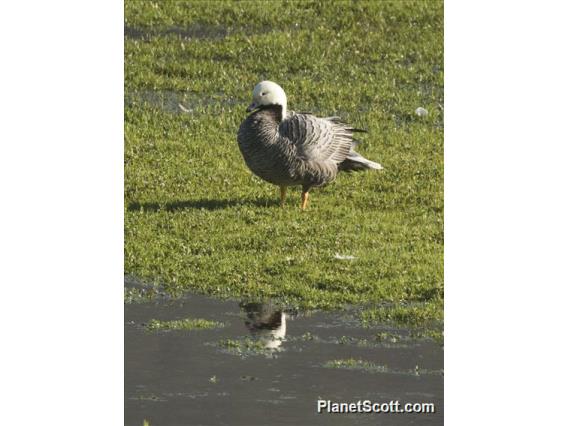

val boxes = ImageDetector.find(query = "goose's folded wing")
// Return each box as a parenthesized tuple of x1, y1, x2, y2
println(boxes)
(279, 113, 355, 164)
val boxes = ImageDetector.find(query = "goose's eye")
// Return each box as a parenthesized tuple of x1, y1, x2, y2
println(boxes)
(260, 92, 267, 96)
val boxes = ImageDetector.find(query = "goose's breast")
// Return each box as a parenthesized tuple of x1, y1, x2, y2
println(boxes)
(237, 130, 301, 185)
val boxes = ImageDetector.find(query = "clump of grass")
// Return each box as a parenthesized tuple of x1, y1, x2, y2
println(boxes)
(361, 302, 444, 344)
(360, 301, 443, 327)
(146, 317, 224, 331)
(409, 328, 444, 344)
(329, 332, 422, 348)
(299, 331, 316, 341)
(323, 358, 443, 376)
(217, 337, 277, 357)
(124, 287, 157, 304)
(219, 337, 265, 350)
(323, 358, 389, 373)
(375, 331, 402, 343)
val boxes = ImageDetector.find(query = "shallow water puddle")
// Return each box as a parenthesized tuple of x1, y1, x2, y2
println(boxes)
(124, 90, 241, 115)
(125, 280, 443, 426)
(124, 24, 229, 41)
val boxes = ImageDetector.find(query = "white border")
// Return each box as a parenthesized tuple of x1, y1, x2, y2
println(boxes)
(2, 1, 568, 424)
(1, 2, 123, 424)
(446, 1, 568, 424)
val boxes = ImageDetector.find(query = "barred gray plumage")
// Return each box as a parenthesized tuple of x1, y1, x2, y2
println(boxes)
(237, 81, 382, 209)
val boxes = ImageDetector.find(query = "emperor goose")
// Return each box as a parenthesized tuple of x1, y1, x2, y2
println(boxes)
(237, 81, 382, 209)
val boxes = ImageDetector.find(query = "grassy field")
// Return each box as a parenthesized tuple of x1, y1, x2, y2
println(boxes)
(124, 1, 443, 325)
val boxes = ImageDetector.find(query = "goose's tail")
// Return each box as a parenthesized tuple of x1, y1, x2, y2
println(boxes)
(339, 150, 383, 172)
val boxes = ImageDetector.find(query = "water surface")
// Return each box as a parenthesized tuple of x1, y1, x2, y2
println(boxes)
(125, 281, 443, 425)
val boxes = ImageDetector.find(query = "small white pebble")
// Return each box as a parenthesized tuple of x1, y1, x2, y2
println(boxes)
(415, 107, 428, 117)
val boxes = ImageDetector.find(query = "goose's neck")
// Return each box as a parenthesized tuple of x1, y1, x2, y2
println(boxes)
(280, 103, 287, 120)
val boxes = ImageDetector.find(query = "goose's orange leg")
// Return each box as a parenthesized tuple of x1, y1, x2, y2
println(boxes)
(300, 191, 309, 210)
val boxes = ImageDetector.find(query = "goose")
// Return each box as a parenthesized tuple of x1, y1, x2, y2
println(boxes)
(237, 81, 382, 210)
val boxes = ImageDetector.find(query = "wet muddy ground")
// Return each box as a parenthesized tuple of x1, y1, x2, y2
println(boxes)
(125, 279, 443, 426)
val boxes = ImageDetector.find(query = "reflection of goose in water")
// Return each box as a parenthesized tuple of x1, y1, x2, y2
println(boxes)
(240, 302, 287, 350)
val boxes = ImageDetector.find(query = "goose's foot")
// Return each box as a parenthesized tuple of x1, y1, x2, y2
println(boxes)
(300, 191, 309, 210)
(279, 186, 287, 207)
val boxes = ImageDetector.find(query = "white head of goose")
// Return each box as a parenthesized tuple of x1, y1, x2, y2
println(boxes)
(246, 81, 288, 119)
(237, 81, 382, 210)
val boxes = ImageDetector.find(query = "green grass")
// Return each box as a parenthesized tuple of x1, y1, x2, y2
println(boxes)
(124, 286, 159, 303)
(360, 301, 443, 327)
(145, 317, 225, 331)
(125, 1, 443, 324)
(323, 358, 389, 373)
(323, 358, 443, 376)
(216, 337, 275, 357)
